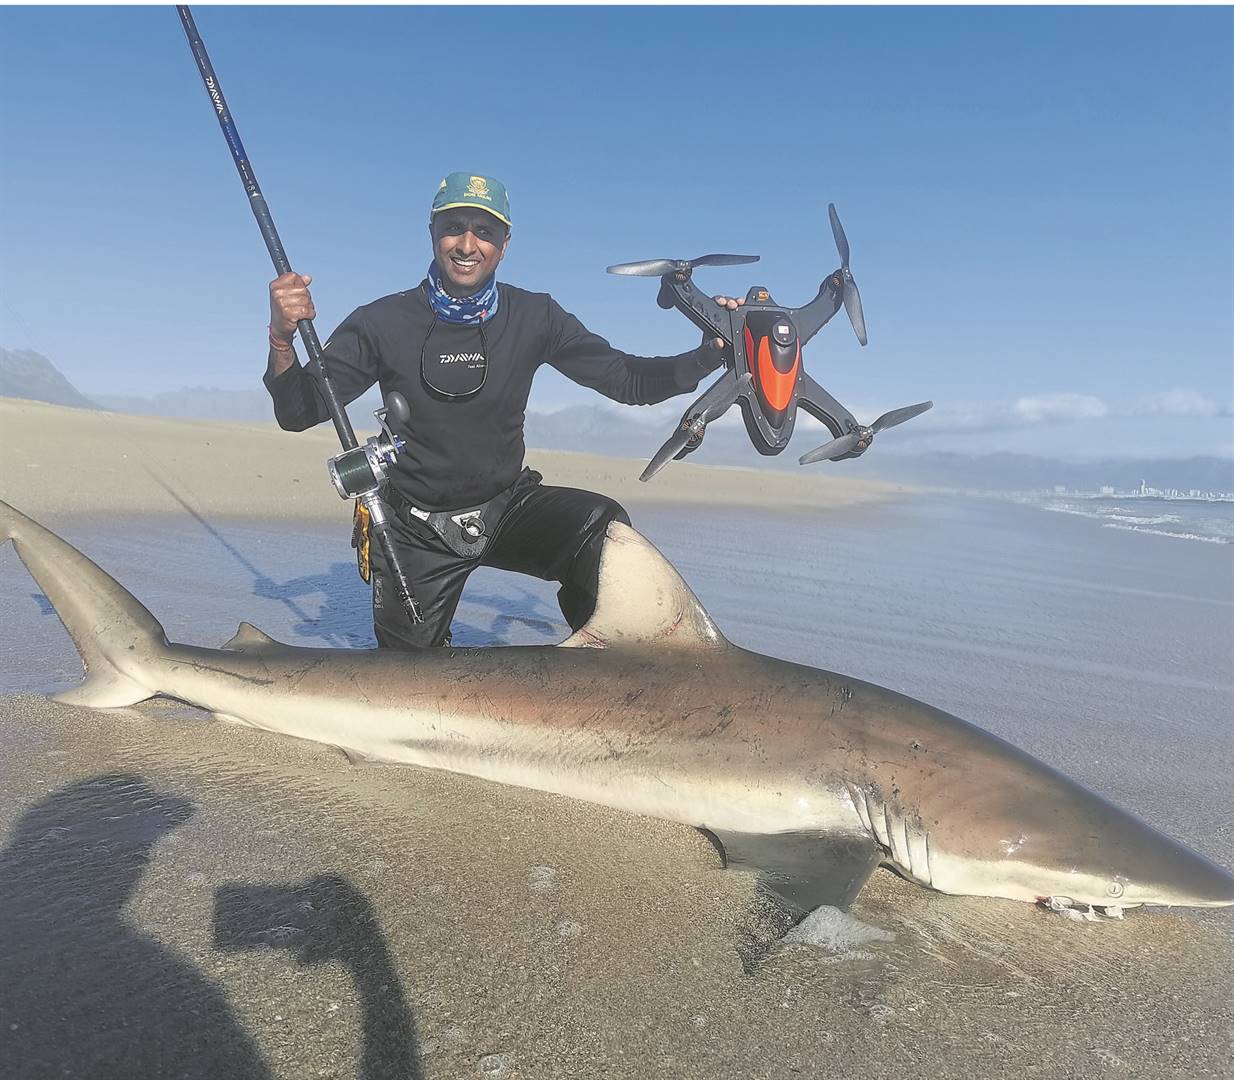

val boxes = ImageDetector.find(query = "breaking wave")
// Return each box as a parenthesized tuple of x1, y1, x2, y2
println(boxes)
(1028, 498, 1234, 545)
(1101, 524, 1227, 544)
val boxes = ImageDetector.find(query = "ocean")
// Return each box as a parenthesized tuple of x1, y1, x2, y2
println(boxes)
(3, 493, 1230, 851)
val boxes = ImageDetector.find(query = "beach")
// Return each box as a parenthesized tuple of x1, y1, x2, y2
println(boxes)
(0, 397, 895, 520)
(2, 398, 1232, 1080)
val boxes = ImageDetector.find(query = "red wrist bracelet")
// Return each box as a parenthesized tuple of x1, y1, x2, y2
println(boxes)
(268, 327, 294, 352)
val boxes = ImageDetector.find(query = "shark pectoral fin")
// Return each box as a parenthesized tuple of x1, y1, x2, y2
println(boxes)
(559, 522, 728, 650)
(703, 828, 884, 917)
(52, 667, 154, 709)
(222, 621, 281, 652)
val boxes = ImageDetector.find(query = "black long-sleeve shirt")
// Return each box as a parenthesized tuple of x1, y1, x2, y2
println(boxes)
(264, 281, 711, 510)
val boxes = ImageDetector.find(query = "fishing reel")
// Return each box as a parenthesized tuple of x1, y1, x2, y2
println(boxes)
(326, 392, 410, 500)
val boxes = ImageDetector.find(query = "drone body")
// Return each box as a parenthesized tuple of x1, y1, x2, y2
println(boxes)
(608, 205, 932, 481)
(739, 294, 802, 453)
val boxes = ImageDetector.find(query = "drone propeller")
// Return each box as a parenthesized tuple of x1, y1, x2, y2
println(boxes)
(606, 253, 760, 277)
(798, 400, 933, 465)
(641, 374, 753, 481)
(641, 425, 700, 481)
(827, 203, 868, 347)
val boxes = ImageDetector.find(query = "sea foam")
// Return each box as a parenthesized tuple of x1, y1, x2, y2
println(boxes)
(783, 906, 895, 957)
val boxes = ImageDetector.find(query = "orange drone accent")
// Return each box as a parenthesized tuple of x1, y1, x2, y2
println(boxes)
(757, 336, 799, 412)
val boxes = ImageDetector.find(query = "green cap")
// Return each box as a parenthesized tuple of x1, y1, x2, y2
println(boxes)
(430, 172, 512, 227)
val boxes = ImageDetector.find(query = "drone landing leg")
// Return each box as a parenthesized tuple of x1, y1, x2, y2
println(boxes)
(798, 373, 933, 465)
(797, 373, 858, 441)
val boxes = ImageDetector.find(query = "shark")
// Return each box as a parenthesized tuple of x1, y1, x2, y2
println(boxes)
(3, 497, 1232, 919)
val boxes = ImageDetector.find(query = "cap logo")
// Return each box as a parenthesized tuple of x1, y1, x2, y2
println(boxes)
(465, 176, 492, 201)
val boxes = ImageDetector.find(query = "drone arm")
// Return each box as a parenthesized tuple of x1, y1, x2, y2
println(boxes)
(796, 372, 858, 441)
(640, 369, 748, 480)
(660, 276, 735, 346)
(787, 276, 844, 347)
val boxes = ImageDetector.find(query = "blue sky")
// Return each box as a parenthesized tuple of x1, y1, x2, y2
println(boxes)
(1, 5, 1231, 459)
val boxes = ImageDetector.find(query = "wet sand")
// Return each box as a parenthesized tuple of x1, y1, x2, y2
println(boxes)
(2, 694, 1231, 1080)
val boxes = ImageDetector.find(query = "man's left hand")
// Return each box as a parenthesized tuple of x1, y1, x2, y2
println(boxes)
(675, 295, 745, 390)
(709, 294, 743, 352)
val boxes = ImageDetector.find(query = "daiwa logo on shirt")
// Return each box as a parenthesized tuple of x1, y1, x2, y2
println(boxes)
(438, 352, 486, 365)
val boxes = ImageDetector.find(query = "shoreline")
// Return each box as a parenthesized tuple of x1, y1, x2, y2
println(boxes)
(1, 396, 903, 521)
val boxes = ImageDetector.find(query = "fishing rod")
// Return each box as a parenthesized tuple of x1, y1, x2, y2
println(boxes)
(176, 5, 422, 624)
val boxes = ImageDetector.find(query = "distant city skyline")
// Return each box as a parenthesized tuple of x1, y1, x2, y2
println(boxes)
(1, 6, 1231, 459)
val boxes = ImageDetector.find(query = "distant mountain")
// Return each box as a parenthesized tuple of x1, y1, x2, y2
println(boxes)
(0, 348, 97, 409)
(95, 387, 279, 423)
(858, 451, 1234, 494)
(525, 404, 672, 460)
(5, 358, 1227, 496)
(525, 404, 1234, 493)
(93, 384, 385, 425)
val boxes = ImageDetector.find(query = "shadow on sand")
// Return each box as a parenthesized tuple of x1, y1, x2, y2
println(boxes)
(0, 774, 420, 1080)
(215, 874, 422, 1080)
(0, 774, 271, 1078)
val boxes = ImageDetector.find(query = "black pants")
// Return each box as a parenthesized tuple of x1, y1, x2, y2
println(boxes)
(369, 470, 630, 649)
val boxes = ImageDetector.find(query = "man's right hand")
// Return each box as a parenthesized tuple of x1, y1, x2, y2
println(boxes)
(269, 272, 315, 344)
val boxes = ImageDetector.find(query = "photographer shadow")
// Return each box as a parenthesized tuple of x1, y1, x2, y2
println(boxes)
(215, 874, 422, 1080)
(0, 774, 274, 1079)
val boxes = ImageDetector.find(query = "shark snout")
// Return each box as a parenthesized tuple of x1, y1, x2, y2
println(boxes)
(1141, 844, 1234, 908)
(922, 765, 1234, 911)
(1090, 808, 1234, 910)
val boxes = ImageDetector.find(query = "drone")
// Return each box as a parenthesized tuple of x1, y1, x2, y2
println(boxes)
(607, 204, 933, 481)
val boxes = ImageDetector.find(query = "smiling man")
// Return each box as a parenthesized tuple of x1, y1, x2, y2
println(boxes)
(264, 172, 734, 649)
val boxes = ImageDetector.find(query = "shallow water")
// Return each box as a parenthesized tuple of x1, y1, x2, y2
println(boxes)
(2, 494, 1231, 854)
(1, 494, 1232, 1078)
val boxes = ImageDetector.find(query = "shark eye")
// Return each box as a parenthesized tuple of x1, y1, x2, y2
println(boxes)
(1106, 881, 1125, 898)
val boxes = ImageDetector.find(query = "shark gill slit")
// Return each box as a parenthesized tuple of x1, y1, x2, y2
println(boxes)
(847, 781, 873, 833)
(883, 802, 898, 861)
(848, 782, 933, 888)
(896, 812, 912, 876)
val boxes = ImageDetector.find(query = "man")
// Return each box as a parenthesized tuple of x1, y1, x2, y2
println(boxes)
(265, 171, 737, 649)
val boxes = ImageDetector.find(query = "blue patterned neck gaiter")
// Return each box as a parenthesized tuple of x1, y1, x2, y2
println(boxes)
(425, 260, 500, 324)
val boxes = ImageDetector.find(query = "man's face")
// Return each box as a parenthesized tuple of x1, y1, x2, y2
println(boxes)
(430, 207, 510, 296)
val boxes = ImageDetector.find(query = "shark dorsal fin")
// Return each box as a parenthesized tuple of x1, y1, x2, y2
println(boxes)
(223, 621, 280, 652)
(559, 522, 727, 650)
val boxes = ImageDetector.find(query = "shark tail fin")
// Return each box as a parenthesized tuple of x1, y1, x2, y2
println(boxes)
(1, 499, 165, 707)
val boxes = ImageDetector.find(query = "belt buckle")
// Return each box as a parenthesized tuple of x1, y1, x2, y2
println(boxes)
(453, 511, 486, 542)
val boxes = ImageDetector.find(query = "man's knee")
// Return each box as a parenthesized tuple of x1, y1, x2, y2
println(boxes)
(579, 495, 630, 546)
